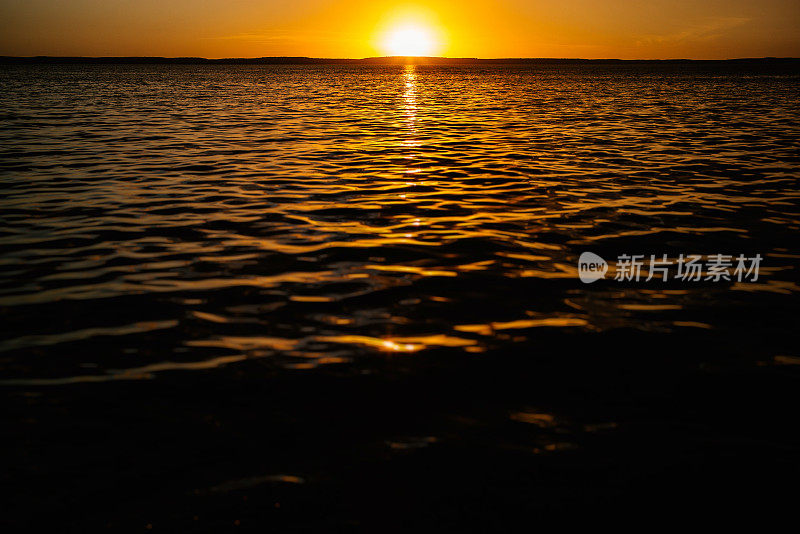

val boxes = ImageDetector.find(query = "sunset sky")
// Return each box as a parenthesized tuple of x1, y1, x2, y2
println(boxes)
(1, 0, 799, 59)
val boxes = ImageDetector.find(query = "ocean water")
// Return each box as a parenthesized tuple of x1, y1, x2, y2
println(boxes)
(3, 62, 800, 529)
(0, 63, 799, 382)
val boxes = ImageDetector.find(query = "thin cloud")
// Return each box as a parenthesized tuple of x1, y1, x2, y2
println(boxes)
(638, 17, 751, 45)
(202, 29, 344, 44)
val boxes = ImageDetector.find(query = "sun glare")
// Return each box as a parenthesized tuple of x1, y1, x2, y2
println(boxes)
(382, 24, 438, 57)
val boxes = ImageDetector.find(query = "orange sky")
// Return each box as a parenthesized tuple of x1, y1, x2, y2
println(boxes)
(1, 0, 799, 59)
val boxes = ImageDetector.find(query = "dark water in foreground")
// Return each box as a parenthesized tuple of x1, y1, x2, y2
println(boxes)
(1, 63, 800, 529)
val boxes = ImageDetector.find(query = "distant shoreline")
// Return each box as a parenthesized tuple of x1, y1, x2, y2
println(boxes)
(2, 56, 799, 66)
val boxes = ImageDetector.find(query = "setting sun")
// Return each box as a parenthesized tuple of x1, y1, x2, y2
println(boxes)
(381, 24, 439, 56)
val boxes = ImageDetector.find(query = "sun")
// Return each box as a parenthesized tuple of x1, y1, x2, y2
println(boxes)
(382, 24, 438, 56)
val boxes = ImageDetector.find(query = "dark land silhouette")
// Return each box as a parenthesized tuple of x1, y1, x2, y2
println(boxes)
(2, 55, 799, 65)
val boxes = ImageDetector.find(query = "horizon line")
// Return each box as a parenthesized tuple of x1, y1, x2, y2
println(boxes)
(2, 55, 799, 63)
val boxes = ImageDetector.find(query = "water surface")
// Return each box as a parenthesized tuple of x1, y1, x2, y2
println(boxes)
(1, 63, 799, 382)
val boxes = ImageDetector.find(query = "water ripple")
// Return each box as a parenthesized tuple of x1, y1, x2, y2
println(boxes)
(1, 63, 798, 382)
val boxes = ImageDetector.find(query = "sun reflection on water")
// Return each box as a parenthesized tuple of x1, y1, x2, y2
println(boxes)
(402, 64, 419, 152)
